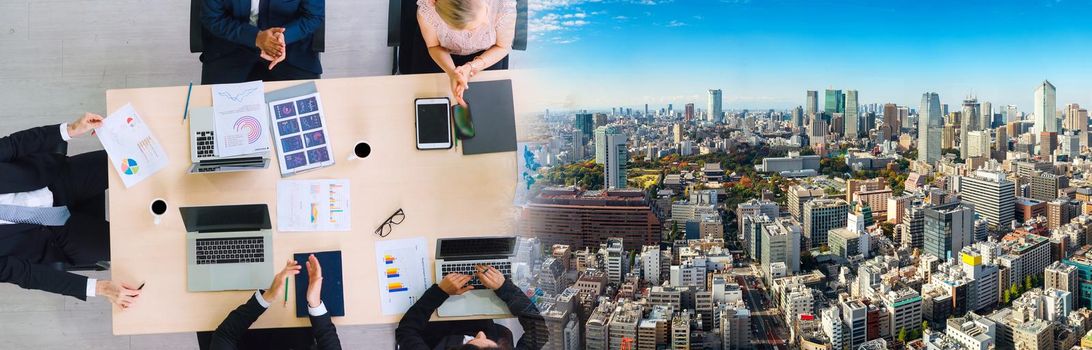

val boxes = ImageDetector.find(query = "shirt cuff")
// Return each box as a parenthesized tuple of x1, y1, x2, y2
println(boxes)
(254, 290, 271, 309)
(308, 301, 328, 317)
(86, 278, 97, 298)
(59, 123, 73, 141)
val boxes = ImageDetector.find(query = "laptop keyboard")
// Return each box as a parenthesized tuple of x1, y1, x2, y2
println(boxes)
(196, 131, 215, 158)
(440, 261, 512, 289)
(195, 237, 265, 265)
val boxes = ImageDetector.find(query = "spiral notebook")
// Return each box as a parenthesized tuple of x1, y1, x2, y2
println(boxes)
(294, 250, 345, 317)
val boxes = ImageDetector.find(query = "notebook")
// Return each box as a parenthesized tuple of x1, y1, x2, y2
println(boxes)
(294, 251, 345, 317)
(461, 79, 517, 155)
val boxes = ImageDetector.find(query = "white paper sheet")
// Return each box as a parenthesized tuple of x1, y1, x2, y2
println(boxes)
(375, 237, 433, 316)
(211, 81, 271, 157)
(268, 92, 335, 176)
(276, 179, 351, 232)
(96, 103, 169, 188)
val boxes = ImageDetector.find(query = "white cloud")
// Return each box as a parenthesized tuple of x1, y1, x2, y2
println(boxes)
(562, 20, 589, 27)
(665, 20, 686, 27)
(613, 15, 629, 20)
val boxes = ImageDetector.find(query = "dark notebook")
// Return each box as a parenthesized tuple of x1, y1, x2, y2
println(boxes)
(294, 251, 345, 317)
(461, 79, 517, 155)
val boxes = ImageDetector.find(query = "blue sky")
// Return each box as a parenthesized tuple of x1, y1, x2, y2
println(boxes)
(524, 0, 1092, 112)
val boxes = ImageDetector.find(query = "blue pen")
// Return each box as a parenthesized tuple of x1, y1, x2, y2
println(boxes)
(182, 82, 194, 124)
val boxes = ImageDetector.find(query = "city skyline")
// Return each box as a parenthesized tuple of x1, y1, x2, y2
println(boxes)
(526, 0, 1092, 110)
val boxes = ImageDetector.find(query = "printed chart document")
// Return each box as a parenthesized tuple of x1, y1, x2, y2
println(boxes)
(268, 92, 334, 176)
(374, 237, 432, 316)
(276, 179, 351, 232)
(97, 103, 169, 188)
(211, 81, 271, 157)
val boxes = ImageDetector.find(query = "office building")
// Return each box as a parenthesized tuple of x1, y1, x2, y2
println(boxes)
(670, 311, 690, 350)
(1039, 131, 1057, 158)
(803, 199, 849, 249)
(640, 245, 666, 286)
(607, 302, 641, 350)
(637, 305, 672, 350)
(824, 89, 844, 114)
(821, 307, 845, 350)
(585, 301, 614, 350)
(519, 187, 660, 251)
(684, 103, 694, 122)
(919, 92, 943, 164)
(707, 89, 722, 123)
(1045, 261, 1078, 307)
(981, 101, 993, 129)
(957, 169, 1015, 232)
(754, 151, 820, 177)
(1027, 170, 1068, 202)
(805, 90, 819, 117)
(901, 204, 926, 249)
(960, 244, 1000, 312)
(887, 195, 912, 225)
(828, 228, 868, 260)
(841, 300, 867, 349)
(1060, 131, 1080, 158)
(1033, 80, 1057, 136)
(882, 103, 899, 140)
(736, 199, 778, 246)
(923, 202, 975, 260)
(883, 289, 922, 339)
(965, 130, 989, 158)
(844, 90, 860, 139)
(945, 313, 996, 350)
(961, 97, 980, 157)
(760, 218, 802, 279)
(575, 112, 594, 139)
(603, 238, 625, 284)
(1047, 198, 1080, 229)
(719, 301, 751, 350)
(787, 185, 825, 220)
(594, 126, 627, 189)
(1012, 319, 1053, 350)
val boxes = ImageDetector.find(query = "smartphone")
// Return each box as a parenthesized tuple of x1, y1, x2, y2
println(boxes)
(415, 98, 453, 150)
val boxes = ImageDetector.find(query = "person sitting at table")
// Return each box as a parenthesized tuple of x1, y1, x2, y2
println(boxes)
(395, 265, 546, 350)
(200, 0, 325, 84)
(0, 113, 142, 308)
(416, 0, 516, 106)
(208, 255, 341, 350)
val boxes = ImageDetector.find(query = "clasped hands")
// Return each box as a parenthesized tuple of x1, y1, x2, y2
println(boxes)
(262, 254, 324, 308)
(448, 64, 477, 107)
(256, 28, 288, 70)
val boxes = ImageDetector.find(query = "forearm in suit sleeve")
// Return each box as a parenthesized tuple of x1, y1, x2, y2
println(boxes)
(0, 256, 90, 300)
(309, 313, 342, 350)
(202, 0, 260, 48)
(395, 284, 449, 350)
(210, 294, 268, 350)
(282, 0, 324, 44)
(494, 281, 547, 350)
(0, 124, 64, 162)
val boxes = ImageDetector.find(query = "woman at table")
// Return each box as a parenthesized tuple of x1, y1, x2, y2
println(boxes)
(416, 0, 516, 106)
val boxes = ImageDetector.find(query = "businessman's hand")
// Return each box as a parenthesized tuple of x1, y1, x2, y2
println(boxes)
(68, 113, 104, 137)
(438, 273, 474, 295)
(256, 28, 286, 58)
(262, 259, 301, 305)
(260, 50, 287, 70)
(475, 265, 505, 290)
(97, 280, 141, 309)
(305, 254, 323, 308)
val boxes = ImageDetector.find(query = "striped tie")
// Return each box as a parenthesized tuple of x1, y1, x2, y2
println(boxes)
(0, 204, 71, 226)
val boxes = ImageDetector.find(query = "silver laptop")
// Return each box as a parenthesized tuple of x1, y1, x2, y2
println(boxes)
(188, 107, 270, 174)
(435, 236, 517, 317)
(181, 204, 273, 292)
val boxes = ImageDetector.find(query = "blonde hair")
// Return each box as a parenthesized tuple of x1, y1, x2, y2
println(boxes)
(434, 0, 483, 30)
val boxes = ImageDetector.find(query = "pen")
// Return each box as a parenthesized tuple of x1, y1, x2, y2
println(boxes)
(283, 276, 288, 306)
(182, 81, 194, 124)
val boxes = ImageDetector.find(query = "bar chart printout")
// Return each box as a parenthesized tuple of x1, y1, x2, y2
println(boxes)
(374, 237, 432, 315)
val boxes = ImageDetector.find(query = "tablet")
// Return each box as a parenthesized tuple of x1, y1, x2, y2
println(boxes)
(415, 98, 453, 150)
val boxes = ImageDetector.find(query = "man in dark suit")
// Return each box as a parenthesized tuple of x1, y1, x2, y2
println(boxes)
(396, 265, 546, 350)
(200, 0, 325, 84)
(209, 254, 341, 350)
(0, 113, 142, 308)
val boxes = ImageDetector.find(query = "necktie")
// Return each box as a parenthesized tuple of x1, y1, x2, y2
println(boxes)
(0, 204, 71, 226)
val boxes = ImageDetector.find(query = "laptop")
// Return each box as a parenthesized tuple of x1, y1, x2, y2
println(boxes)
(434, 236, 517, 317)
(188, 107, 270, 174)
(181, 204, 273, 292)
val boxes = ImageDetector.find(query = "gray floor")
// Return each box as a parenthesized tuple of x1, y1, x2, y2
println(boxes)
(0, 0, 518, 348)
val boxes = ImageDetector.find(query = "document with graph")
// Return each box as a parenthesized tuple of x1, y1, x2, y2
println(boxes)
(276, 179, 351, 232)
(267, 92, 335, 177)
(97, 103, 169, 188)
(211, 81, 271, 157)
(374, 237, 432, 315)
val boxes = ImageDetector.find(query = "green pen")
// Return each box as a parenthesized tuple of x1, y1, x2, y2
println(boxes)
(283, 276, 289, 306)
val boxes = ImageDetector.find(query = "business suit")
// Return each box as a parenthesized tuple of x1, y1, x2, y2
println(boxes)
(395, 280, 547, 350)
(200, 0, 325, 84)
(0, 125, 108, 300)
(209, 293, 342, 350)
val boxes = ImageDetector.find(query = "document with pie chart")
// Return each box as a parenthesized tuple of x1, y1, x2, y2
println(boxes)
(211, 81, 271, 157)
(97, 103, 169, 188)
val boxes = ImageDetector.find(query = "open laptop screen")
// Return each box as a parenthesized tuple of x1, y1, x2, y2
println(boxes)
(180, 204, 271, 233)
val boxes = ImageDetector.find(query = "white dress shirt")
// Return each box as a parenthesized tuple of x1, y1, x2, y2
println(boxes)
(250, 0, 260, 26)
(252, 290, 328, 316)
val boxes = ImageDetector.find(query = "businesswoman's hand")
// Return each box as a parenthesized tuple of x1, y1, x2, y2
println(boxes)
(262, 259, 301, 305)
(68, 112, 104, 137)
(474, 265, 504, 290)
(97, 280, 142, 309)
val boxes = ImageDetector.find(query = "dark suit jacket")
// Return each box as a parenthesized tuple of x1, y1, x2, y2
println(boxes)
(210, 294, 342, 350)
(200, 0, 325, 75)
(395, 281, 546, 350)
(0, 125, 89, 300)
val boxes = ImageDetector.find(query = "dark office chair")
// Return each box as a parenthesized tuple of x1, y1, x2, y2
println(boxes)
(386, 0, 528, 75)
(189, 0, 326, 54)
(45, 141, 111, 273)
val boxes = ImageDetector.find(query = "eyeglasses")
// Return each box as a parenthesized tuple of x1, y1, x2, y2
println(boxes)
(375, 208, 405, 237)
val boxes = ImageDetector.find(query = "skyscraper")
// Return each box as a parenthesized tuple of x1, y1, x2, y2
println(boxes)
(1033, 80, 1057, 136)
(806, 90, 819, 117)
(791, 106, 804, 130)
(595, 126, 627, 189)
(883, 103, 899, 140)
(981, 101, 993, 130)
(708, 89, 723, 123)
(803, 198, 849, 249)
(1006, 105, 1020, 123)
(918, 92, 943, 164)
(844, 90, 860, 139)
(957, 170, 1015, 232)
(824, 89, 844, 114)
(960, 97, 980, 158)
(575, 112, 594, 139)
(684, 103, 695, 123)
(923, 202, 975, 260)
